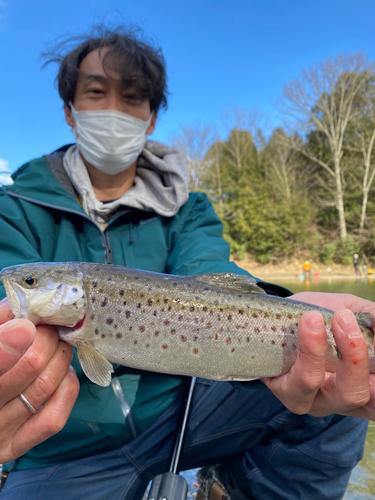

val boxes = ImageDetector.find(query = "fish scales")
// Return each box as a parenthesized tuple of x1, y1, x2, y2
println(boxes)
(1, 262, 374, 386)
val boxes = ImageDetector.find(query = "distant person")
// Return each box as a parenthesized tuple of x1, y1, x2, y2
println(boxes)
(353, 254, 361, 276)
(303, 260, 311, 278)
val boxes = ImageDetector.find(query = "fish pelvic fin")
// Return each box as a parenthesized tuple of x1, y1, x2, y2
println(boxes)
(76, 341, 114, 387)
(192, 273, 266, 295)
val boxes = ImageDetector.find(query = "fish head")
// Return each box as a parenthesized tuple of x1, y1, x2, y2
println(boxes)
(0, 262, 86, 328)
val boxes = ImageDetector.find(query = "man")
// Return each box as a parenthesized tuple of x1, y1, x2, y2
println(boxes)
(0, 25, 374, 500)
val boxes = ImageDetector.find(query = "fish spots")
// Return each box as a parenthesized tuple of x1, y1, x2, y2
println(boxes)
(101, 298, 108, 307)
(215, 333, 219, 340)
(276, 314, 281, 320)
(281, 342, 286, 347)
(90, 314, 95, 320)
(147, 298, 153, 306)
(290, 328, 295, 335)
(181, 335, 187, 342)
(101, 334, 106, 339)
(238, 309, 244, 315)
(214, 300, 219, 306)
(95, 328, 99, 335)
(137, 303, 141, 308)
(153, 311, 158, 317)
(254, 327, 260, 334)
(139, 325, 145, 332)
(252, 312, 258, 319)
(171, 329, 176, 334)
(227, 314, 232, 321)
(155, 331, 160, 336)
(162, 344, 168, 349)
(203, 306, 208, 312)
(193, 348, 199, 354)
(206, 322, 212, 328)
(107, 278, 112, 282)
(164, 319, 170, 326)
(116, 333, 122, 339)
(271, 340, 275, 344)
(140, 293, 144, 298)
(164, 298, 169, 304)
(226, 337, 232, 345)
(287, 313, 293, 320)
(251, 355, 254, 359)
(271, 326, 277, 332)
(129, 326, 133, 331)
(246, 336, 250, 342)
(125, 310, 131, 318)
(92, 281, 98, 288)
(231, 348, 235, 352)
(173, 282, 178, 287)
(134, 340, 138, 345)
(178, 315, 183, 321)
(72, 287, 78, 293)
(146, 343, 150, 348)
(292, 343, 297, 350)
(106, 318, 114, 325)
(190, 306, 195, 312)
(119, 290, 124, 297)
(91, 297, 96, 303)
(194, 335, 198, 341)
(263, 312, 269, 318)
(168, 306, 172, 312)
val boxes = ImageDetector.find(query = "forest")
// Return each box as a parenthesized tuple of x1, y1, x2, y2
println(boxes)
(171, 53, 375, 266)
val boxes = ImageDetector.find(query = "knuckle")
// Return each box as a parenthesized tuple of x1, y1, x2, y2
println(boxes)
(341, 391, 370, 409)
(30, 372, 56, 402)
(20, 348, 48, 375)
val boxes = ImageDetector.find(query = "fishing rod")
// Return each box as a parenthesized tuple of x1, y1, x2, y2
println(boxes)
(147, 376, 197, 500)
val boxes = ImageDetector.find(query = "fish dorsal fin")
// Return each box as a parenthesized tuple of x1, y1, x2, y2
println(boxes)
(192, 273, 266, 295)
(76, 341, 114, 387)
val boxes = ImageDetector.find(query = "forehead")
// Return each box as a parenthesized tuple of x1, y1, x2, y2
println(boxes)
(78, 47, 120, 82)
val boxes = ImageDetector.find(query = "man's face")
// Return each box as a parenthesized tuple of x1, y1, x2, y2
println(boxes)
(64, 47, 156, 133)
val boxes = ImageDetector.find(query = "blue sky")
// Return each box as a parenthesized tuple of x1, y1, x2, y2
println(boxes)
(1, 0, 375, 172)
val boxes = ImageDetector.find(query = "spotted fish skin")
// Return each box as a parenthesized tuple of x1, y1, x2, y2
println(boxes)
(1, 262, 374, 387)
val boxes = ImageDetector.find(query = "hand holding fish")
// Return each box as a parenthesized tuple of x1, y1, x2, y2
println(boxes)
(263, 292, 375, 420)
(0, 299, 79, 464)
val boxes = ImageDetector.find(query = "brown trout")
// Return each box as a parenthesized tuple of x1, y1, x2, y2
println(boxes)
(1, 262, 374, 387)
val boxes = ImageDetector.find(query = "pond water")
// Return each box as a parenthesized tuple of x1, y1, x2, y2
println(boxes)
(273, 275, 375, 499)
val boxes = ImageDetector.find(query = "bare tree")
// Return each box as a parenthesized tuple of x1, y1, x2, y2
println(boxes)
(282, 53, 375, 239)
(344, 82, 375, 231)
(169, 122, 218, 192)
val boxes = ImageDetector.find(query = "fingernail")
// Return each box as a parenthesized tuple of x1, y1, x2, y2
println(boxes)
(304, 311, 324, 333)
(68, 365, 76, 375)
(0, 322, 34, 356)
(337, 310, 363, 339)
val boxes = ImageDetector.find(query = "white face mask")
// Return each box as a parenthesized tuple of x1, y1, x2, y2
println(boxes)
(70, 104, 153, 175)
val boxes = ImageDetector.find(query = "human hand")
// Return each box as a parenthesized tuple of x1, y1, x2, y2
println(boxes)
(0, 298, 80, 463)
(262, 292, 375, 419)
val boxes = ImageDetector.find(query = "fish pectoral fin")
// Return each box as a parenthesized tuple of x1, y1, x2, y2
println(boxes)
(76, 341, 114, 387)
(192, 273, 266, 295)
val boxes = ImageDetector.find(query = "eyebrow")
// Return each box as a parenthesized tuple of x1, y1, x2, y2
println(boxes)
(78, 73, 109, 84)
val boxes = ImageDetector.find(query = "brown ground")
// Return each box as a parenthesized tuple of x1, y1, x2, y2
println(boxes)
(234, 256, 369, 281)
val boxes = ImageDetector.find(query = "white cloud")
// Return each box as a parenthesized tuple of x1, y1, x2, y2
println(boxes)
(0, 158, 13, 186)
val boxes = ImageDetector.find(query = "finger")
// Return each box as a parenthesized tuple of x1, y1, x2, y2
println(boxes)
(329, 310, 370, 409)
(2, 340, 74, 435)
(264, 311, 327, 414)
(0, 319, 36, 376)
(2, 366, 79, 462)
(292, 292, 375, 317)
(0, 325, 62, 405)
(0, 298, 15, 323)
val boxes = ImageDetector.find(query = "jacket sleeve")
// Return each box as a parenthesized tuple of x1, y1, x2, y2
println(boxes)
(166, 192, 255, 278)
(0, 192, 42, 299)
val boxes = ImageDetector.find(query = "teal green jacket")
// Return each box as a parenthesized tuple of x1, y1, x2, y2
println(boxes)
(0, 147, 289, 470)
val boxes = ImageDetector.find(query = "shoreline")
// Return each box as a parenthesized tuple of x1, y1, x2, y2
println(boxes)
(234, 257, 371, 281)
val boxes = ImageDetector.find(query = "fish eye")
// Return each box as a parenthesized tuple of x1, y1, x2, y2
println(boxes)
(23, 275, 37, 287)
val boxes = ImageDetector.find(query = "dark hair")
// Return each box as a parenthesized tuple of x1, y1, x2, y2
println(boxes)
(42, 24, 168, 112)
